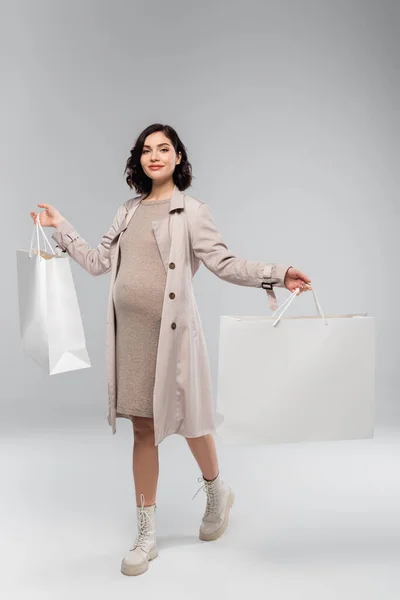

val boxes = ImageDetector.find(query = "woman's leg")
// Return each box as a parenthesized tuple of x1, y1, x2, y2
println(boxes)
(132, 416, 159, 506)
(121, 416, 158, 576)
(185, 433, 233, 541)
(185, 434, 219, 480)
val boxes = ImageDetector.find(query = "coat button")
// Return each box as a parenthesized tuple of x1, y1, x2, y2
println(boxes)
(169, 292, 175, 299)
(169, 262, 176, 269)
(171, 322, 177, 330)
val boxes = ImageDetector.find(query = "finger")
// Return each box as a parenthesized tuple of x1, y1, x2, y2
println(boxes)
(294, 270, 310, 284)
(300, 273, 311, 284)
(38, 203, 49, 208)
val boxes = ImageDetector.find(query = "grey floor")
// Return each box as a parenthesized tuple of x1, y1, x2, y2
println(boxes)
(1, 417, 399, 600)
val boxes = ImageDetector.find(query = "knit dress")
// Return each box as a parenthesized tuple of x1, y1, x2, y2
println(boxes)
(113, 197, 171, 420)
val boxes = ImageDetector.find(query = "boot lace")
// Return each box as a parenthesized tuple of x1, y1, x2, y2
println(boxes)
(192, 477, 219, 518)
(131, 493, 155, 551)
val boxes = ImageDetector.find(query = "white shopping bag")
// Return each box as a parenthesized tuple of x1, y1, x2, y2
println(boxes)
(215, 287, 375, 445)
(16, 218, 91, 374)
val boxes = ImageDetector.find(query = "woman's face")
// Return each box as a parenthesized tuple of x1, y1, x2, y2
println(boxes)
(140, 131, 181, 183)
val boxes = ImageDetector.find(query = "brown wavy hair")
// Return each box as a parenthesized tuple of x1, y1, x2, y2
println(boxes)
(124, 123, 194, 194)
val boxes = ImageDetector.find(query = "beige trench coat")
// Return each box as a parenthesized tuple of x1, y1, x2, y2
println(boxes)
(52, 185, 290, 445)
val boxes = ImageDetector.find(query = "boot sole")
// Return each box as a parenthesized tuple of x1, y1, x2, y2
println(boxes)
(199, 489, 235, 542)
(120, 546, 158, 576)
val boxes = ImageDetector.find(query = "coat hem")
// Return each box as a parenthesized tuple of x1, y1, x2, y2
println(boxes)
(154, 425, 217, 446)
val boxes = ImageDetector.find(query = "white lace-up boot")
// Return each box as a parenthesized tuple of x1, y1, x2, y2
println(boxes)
(193, 473, 234, 541)
(121, 494, 158, 576)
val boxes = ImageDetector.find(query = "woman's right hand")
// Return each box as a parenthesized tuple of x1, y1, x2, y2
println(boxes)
(30, 203, 65, 229)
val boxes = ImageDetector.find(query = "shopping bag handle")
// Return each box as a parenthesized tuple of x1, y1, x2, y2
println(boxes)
(272, 285, 328, 327)
(29, 215, 56, 260)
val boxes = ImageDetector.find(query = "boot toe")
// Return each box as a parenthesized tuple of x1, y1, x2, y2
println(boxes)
(121, 546, 158, 576)
(200, 520, 222, 536)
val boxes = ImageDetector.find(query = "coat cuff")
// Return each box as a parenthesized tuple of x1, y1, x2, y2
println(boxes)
(261, 263, 291, 289)
(51, 219, 79, 252)
(261, 264, 292, 311)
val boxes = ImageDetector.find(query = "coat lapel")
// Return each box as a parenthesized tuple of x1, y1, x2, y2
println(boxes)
(119, 196, 142, 233)
(153, 185, 185, 272)
(121, 185, 185, 274)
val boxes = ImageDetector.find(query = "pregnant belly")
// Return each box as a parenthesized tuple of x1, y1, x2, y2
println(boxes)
(113, 269, 167, 321)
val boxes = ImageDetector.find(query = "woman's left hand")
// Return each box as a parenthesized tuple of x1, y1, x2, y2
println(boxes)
(284, 267, 312, 295)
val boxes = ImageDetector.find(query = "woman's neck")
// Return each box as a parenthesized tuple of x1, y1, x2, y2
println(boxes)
(145, 182, 175, 201)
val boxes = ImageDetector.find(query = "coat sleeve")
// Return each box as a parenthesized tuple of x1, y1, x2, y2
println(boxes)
(190, 202, 291, 308)
(50, 203, 127, 276)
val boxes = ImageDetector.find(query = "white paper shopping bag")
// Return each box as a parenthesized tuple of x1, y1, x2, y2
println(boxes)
(215, 287, 375, 445)
(16, 218, 91, 374)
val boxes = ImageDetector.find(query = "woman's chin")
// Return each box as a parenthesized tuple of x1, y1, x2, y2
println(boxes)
(146, 172, 169, 182)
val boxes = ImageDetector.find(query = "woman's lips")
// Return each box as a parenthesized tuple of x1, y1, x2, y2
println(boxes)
(149, 166, 164, 170)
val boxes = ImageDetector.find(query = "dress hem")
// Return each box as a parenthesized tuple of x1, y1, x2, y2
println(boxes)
(116, 410, 154, 420)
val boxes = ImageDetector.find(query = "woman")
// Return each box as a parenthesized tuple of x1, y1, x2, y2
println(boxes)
(30, 123, 311, 577)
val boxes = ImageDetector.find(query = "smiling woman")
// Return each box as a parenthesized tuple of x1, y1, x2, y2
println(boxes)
(124, 123, 192, 196)
(30, 122, 311, 578)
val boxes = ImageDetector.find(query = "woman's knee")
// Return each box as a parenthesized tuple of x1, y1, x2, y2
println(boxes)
(132, 416, 155, 444)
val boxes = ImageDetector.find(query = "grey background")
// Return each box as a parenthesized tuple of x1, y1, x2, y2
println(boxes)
(2, 0, 399, 427)
(2, 2, 400, 598)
